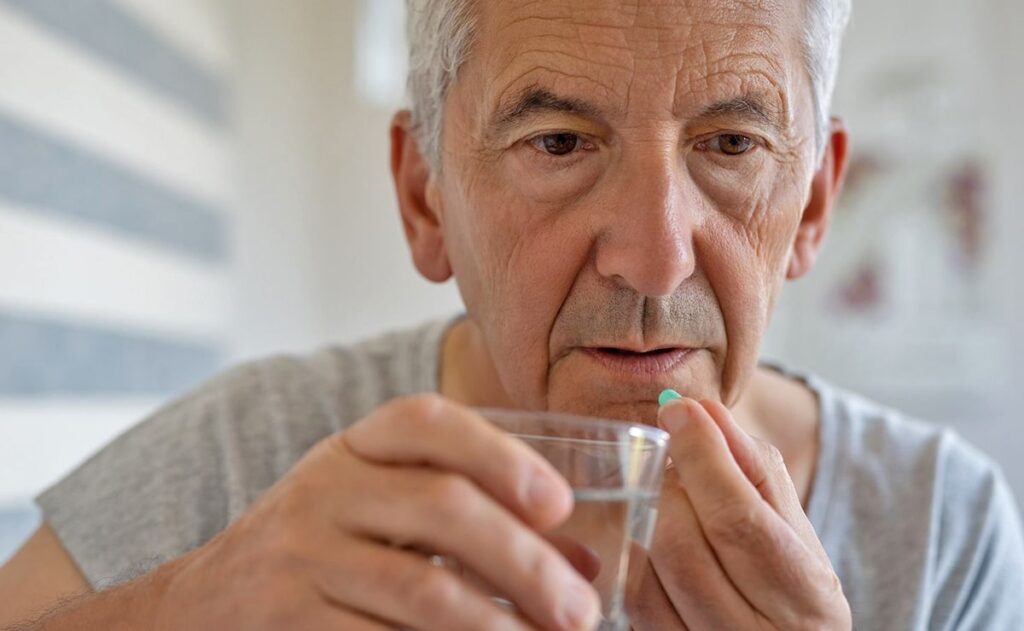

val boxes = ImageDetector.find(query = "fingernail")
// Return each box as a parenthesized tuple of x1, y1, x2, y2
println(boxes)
(658, 388, 683, 407)
(658, 400, 689, 435)
(562, 581, 600, 631)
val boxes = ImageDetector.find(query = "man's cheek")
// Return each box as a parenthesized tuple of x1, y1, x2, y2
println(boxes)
(695, 224, 769, 405)
(490, 257, 578, 405)
(699, 175, 796, 287)
(748, 180, 810, 279)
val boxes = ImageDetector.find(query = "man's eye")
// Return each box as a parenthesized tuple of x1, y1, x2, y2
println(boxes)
(708, 133, 755, 156)
(529, 133, 584, 157)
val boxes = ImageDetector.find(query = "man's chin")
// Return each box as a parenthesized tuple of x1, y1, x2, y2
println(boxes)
(587, 399, 663, 425)
(542, 394, 662, 425)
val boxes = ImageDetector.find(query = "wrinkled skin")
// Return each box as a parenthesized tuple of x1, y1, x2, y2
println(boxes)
(392, 0, 852, 628)
(415, 0, 821, 423)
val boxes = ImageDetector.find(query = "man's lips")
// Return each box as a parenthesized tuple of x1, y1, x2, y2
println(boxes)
(580, 346, 696, 376)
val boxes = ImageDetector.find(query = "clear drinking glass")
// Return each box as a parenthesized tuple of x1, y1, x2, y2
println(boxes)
(475, 408, 670, 631)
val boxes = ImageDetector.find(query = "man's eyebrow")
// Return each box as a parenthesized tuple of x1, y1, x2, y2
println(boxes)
(488, 85, 605, 135)
(487, 87, 788, 138)
(692, 95, 787, 135)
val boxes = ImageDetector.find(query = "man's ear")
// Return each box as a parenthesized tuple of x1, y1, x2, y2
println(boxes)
(786, 118, 850, 280)
(390, 110, 452, 283)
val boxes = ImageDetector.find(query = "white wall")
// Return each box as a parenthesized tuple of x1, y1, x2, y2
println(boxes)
(224, 0, 462, 363)
(970, 0, 1024, 500)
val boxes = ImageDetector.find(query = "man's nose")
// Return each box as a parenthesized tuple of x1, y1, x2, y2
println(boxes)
(593, 151, 696, 298)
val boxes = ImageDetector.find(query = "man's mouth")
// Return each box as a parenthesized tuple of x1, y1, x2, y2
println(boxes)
(581, 345, 695, 376)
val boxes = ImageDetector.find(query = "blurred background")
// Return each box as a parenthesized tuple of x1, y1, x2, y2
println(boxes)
(0, 0, 1021, 562)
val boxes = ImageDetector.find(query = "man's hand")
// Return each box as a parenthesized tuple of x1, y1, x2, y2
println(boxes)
(62, 394, 593, 631)
(628, 397, 851, 631)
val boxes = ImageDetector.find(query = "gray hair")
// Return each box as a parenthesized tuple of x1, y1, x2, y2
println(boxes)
(406, 0, 851, 170)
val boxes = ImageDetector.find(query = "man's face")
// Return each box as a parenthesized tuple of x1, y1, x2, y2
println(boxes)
(432, 0, 819, 423)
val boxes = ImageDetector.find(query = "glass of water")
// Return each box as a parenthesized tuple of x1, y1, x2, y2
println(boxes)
(477, 408, 670, 631)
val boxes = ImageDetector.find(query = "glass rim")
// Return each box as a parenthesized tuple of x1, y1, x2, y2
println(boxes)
(473, 406, 669, 446)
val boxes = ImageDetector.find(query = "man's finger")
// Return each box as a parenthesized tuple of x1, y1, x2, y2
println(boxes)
(334, 462, 600, 631)
(657, 397, 763, 513)
(339, 394, 573, 531)
(646, 482, 763, 630)
(657, 398, 835, 621)
(700, 399, 822, 550)
(313, 535, 543, 631)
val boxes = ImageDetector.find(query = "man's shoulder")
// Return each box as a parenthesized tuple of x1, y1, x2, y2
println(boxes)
(132, 315, 453, 476)
(181, 316, 451, 426)
(811, 374, 1000, 498)
(801, 372, 1024, 627)
(808, 372, 1021, 570)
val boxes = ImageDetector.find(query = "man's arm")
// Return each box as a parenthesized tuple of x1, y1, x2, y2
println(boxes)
(0, 524, 91, 627)
(0, 396, 601, 631)
(0, 524, 174, 631)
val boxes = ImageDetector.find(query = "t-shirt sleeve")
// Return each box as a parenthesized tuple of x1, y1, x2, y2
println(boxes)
(34, 372, 239, 590)
(929, 444, 1024, 631)
(32, 356, 333, 590)
(32, 324, 439, 591)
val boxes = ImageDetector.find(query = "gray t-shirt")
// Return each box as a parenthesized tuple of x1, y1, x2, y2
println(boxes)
(36, 316, 1024, 629)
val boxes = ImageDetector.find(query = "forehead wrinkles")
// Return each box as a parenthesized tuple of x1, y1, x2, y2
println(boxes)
(476, 2, 635, 112)
(474, 0, 801, 128)
(669, 2, 799, 126)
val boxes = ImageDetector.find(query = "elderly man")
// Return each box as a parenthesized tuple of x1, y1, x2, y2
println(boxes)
(3, 0, 1023, 629)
